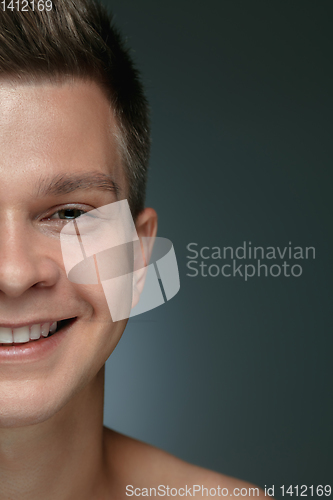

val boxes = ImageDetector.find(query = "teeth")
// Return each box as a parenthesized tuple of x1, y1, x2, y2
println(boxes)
(13, 326, 30, 343)
(0, 327, 13, 343)
(41, 323, 50, 338)
(30, 324, 41, 340)
(50, 321, 57, 334)
(0, 321, 59, 344)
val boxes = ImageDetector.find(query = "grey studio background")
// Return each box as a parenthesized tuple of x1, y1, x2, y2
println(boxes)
(102, 1, 333, 496)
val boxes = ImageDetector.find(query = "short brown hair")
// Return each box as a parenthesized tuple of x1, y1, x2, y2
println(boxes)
(0, 0, 150, 217)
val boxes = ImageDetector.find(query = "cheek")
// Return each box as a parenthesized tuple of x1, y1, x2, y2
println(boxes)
(71, 282, 128, 360)
(73, 282, 111, 322)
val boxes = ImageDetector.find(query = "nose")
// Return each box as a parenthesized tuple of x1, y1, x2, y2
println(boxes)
(0, 220, 60, 298)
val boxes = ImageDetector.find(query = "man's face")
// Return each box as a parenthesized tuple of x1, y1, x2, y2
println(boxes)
(0, 79, 132, 426)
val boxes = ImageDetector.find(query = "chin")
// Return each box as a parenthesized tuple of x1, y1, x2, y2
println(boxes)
(0, 378, 78, 428)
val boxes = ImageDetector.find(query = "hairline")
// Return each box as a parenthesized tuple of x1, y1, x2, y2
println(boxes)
(0, 72, 136, 216)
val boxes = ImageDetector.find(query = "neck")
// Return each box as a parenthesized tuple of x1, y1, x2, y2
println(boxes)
(0, 367, 108, 500)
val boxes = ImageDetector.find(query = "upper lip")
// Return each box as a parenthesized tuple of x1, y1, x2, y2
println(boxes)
(0, 317, 76, 329)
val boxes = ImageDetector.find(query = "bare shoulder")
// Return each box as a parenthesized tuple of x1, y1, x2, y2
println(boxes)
(103, 427, 266, 499)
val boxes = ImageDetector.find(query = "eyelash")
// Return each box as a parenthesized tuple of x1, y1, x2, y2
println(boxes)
(46, 206, 89, 221)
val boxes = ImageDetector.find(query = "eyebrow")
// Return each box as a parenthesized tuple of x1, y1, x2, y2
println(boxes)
(36, 172, 120, 198)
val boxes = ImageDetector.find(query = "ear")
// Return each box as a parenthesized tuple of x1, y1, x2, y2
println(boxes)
(132, 207, 158, 308)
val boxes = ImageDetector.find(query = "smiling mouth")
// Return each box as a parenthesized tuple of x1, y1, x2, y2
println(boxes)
(0, 318, 76, 346)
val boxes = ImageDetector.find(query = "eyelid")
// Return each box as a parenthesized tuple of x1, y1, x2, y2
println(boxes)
(43, 203, 94, 220)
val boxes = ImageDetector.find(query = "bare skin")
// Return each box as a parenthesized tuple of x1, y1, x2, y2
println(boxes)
(0, 80, 264, 499)
(104, 427, 266, 499)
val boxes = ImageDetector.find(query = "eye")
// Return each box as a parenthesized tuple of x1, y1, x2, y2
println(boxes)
(49, 208, 87, 220)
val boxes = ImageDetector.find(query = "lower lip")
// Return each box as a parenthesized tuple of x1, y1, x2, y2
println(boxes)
(0, 319, 77, 363)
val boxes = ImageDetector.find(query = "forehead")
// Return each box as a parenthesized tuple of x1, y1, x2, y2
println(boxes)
(0, 79, 124, 196)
